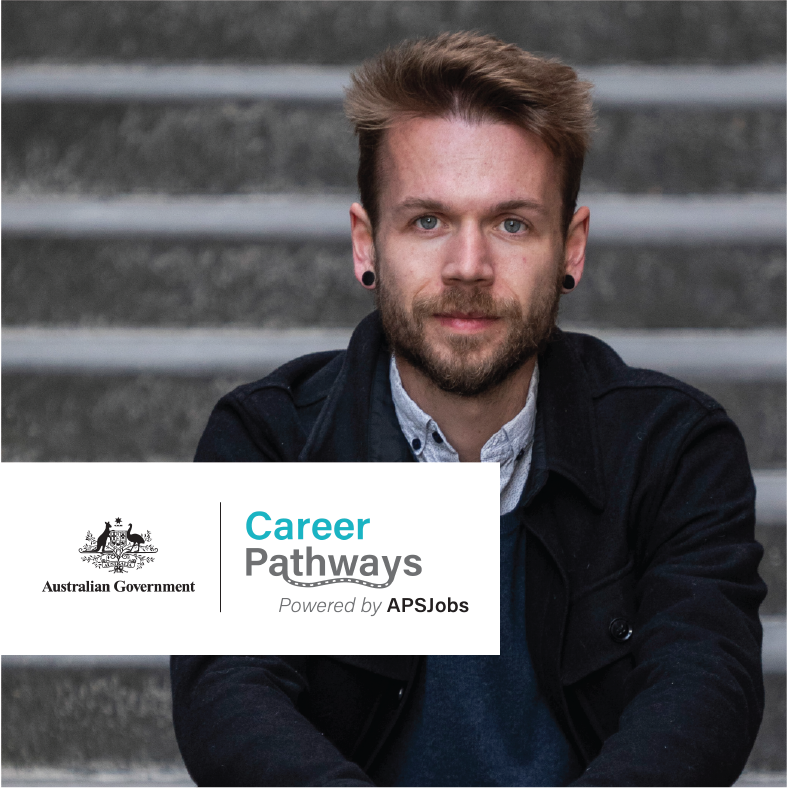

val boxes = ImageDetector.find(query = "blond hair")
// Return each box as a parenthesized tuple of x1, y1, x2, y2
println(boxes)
(344, 32, 594, 234)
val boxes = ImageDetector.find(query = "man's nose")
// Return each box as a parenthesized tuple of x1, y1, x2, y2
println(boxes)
(441, 222, 494, 285)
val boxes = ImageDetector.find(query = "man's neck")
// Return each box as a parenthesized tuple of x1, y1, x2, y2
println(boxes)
(395, 356, 537, 462)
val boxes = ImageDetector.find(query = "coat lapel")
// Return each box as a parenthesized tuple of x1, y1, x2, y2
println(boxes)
(521, 330, 609, 763)
(537, 329, 606, 510)
(298, 312, 384, 462)
(299, 311, 414, 463)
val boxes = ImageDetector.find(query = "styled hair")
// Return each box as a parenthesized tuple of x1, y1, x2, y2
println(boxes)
(344, 32, 595, 235)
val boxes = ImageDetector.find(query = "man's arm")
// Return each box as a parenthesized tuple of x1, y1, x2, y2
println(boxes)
(574, 410, 766, 786)
(170, 656, 375, 787)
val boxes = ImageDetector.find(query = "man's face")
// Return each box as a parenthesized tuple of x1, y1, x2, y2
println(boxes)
(352, 115, 585, 396)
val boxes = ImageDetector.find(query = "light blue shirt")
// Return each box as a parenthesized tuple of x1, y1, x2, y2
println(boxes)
(389, 356, 539, 514)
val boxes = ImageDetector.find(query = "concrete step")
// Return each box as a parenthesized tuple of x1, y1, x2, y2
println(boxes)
(1, 658, 182, 772)
(3, 63, 787, 109)
(3, 328, 785, 380)
(1, 371, 784, 468)
(6, 767, 785, 787)
(5, 767, 785, 788)
(2, 239, 784, 330)
(3, 1, 784, 66)
(562, 244, 786, 330)
(3, 103, 784, 196)
(586, 107, 785, 195)
(4, 196, 784, 244)
(760, 525, 786, 617)
(0, 372, 247, 462)
(2, 654, 784, 779)
(2, 767, 193, 787)
(0, 239, 373, 329)
(690, 378, 785, 471)
(4, 65, 785, 107)
(1, 102, 356, 197)
(754, 673, 787, 774)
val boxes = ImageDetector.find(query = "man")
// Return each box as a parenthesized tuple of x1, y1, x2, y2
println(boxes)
(171, 33, 765, 786)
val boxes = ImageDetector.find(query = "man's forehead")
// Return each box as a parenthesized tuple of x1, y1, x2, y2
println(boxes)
(377, 115, 562, 212)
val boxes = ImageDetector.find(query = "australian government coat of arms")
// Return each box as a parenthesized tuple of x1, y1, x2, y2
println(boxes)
(79, 517, 158, 573)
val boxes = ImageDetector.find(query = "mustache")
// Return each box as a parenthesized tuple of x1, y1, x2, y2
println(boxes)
(410, 288, 524, 321)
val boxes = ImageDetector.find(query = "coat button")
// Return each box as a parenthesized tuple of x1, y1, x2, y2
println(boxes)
(609, 617, 633, 643)
(397, 687, 404, 702)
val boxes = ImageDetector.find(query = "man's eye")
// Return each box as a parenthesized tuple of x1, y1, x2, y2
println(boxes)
(502, 219, 525, 234)
(416, 215, 438, 230)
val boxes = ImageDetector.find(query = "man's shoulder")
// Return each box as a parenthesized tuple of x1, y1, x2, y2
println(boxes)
(537, 329, 741, 513)
(223, 349, 347, 411)
(559, 329, 722, 415)
(195, 349, 347, 462)
(196, 311, 386, 462)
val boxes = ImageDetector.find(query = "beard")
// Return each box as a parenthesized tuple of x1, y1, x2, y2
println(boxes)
(376, 265, 562, 397)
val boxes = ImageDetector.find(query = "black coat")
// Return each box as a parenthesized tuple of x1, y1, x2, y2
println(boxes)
(173, 312, 765, 787)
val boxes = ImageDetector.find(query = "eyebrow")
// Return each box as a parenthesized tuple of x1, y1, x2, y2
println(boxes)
(395, 199, 448, 214)
(394, 198, 548, 215)
(494, 199, 548, 214)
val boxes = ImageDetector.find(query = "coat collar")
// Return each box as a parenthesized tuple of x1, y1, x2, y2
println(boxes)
(299, 311, 406, 462)
(536, 329, 606, 510)
(300, 312, 607, 509)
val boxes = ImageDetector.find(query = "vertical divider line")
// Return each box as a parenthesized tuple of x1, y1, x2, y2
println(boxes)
(219, 502, 222, 613)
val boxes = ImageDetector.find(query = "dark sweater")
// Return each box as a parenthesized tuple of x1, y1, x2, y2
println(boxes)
(376, 510, 581, 787)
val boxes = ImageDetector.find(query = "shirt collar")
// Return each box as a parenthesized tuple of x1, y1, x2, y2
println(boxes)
(389, 355, 539, 463)
(298, 312, 606, 509)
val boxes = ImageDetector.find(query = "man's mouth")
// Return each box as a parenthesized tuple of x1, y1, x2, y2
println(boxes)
(433, 312, 500, 333)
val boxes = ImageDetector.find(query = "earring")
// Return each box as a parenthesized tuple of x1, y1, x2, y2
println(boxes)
(562, 274, 575, 291)
(362, 271, 375, 287)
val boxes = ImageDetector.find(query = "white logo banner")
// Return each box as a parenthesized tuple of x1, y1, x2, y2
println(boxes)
(1, 463, 500, 655)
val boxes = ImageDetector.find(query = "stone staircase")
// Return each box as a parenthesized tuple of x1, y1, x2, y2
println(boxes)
(2, 2, 784, 785)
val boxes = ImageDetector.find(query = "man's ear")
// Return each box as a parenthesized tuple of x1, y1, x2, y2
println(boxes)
(350, 202, 376, 287)
(563, 205, 590, 290)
